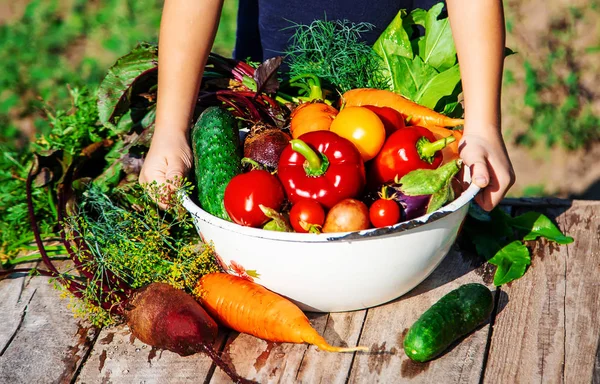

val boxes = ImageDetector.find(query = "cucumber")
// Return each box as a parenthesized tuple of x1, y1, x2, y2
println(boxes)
(191, 106, 243, 220)
(403, 283, 493, 362)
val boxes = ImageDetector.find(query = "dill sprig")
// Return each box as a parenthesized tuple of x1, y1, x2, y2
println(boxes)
(63, 182, 221, 325)
(285, 19, 390, 93)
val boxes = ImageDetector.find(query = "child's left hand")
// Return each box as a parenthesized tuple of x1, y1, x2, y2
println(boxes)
(458, 130, 515, 211)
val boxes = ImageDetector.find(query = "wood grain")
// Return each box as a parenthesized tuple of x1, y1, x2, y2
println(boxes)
(348, 245, 495, 384)
(75, 325, 227, 384)
(0, 271, 98, 384)
(209, 310, 366, 383)
(483, 203, 600, 384)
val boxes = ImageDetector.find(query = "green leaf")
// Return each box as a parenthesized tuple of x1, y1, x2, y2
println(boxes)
(421, 3, 457, 71)
(415, 63, 461, 108)
(487, 240, 531, 286)
(373, 10, 413, 60)
(509, 212, 574, 244)
(390, 55, 438, 101)
(97, 43, 158, 133)
(426, 184, 453, 213)
(400, 159, 461, 196)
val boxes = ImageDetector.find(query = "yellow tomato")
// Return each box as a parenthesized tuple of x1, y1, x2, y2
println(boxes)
(290, 102, 338, 139)
(329, 106, 386, 161)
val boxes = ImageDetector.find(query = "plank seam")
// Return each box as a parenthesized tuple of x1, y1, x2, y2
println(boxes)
(69, 326, 102, 384)
(0, 288, 37, 356)
(478, 287, 501, 384)
(345, 309, 368, 384)
(561, 208, 572, 384)
(205, 329, 231, 384)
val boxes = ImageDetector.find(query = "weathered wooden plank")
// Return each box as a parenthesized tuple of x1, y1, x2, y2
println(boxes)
(0, 265, 37, 353)
(296, 311, 367, 383)
(348, 244, 495, 384)
(0, 272, 99, 384)
(500, 198, 600, 208)
(209, 309, 366, 384)
(483, 204, 600, 384)
(75, 324, 228, 384)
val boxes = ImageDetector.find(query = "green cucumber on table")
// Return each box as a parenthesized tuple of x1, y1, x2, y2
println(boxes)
(403, 283, 494, 362)
(191, 106, 243, 221)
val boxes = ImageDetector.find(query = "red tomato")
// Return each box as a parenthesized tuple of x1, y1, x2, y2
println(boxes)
(362, 105, 406, 137)
(369, 199, 401, 228)
(224, 170, 285, 227)
(289, 199, 326, 233)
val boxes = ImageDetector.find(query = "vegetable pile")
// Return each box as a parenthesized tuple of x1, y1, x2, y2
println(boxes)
(0, 2, 575, 375)
(187, 10, 472, 234)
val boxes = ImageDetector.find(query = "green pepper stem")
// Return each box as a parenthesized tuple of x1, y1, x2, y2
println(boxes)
(289, 139, 329, 176)
(417, 135, 456, 163)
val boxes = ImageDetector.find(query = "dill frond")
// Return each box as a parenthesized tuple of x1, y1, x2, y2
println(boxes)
(285, 19, 390, 92)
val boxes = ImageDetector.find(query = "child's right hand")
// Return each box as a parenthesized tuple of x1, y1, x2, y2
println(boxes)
(139, 130, 193, 207)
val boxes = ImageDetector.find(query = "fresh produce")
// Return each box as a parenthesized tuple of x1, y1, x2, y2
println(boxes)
(289, 199, 326, 233)
(191, 106, 243, 221)
(370, 126, 456, 186)
(125, 282, 216, 356)
(329, 106, 386, 162)
(290, 102, 338, 139)
(362, 105, 406, 137)
(403, 283, 494, 362)
(285, 19, 389, 93)
(195, 273, 368, 352)
(369, 197, 401, 228)
(243, 124, 291, 170)
(322, 198, 370, 233)
(277, 131, 366, 209)
(223, 168, 285, 227)
(395, 159, 463, 215)
(342, 88, 464, 129)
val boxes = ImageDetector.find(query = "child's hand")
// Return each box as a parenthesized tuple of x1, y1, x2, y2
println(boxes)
(458, 131, 515, 211)
(139, 130, 193, 208)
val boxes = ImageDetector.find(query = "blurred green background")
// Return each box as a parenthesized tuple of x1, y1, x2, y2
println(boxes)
(1, 0, 599, 199)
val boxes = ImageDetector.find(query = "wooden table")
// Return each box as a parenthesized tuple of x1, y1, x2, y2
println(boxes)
(1, 199, 599, 384)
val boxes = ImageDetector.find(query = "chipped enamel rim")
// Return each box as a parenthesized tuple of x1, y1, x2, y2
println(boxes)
(182, 172, 480, 243)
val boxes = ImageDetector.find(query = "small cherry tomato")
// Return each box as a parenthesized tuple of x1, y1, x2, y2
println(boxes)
(329, 106, 386, 162)
(289, 199, 326, 233)
(369, 199, 401, 228)
(224, 170, 285, 227)
(362, 105, 406, 137)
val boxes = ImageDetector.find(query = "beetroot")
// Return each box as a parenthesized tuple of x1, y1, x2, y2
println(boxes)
(243, 124, 291, 170)
(125, 283, 218, 356)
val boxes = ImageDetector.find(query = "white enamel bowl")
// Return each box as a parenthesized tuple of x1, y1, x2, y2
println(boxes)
(182, 174, 479, 313)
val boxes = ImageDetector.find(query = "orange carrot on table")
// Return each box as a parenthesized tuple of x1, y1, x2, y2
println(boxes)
(195, 273, 368, 353)
(341, 88, 464, 128)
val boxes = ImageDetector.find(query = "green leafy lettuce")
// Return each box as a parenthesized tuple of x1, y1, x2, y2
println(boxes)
(373, 3, 462, 114)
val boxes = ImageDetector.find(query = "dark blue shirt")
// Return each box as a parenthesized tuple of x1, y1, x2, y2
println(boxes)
(233, 0, 442, 62)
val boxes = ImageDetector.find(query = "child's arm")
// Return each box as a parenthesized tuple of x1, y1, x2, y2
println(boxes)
(446, 0, 516, 211)
(139, 0, 224, 201)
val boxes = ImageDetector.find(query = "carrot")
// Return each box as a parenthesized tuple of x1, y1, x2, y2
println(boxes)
(195, 273, 369, 353)
(341, 88, 464, 128)
(425, 124, 463, 163)
(342, 88, 464, 161)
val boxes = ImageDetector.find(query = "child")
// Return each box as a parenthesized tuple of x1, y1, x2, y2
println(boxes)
(139, 0, 515, 211)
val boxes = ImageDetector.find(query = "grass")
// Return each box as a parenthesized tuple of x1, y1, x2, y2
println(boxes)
(0, 0, 237, 141)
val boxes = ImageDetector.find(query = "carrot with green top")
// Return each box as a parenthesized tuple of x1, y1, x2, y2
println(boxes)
(195, 273, 368, 353)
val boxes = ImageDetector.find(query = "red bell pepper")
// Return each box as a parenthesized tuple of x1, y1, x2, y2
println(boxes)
(277, 130, 366, 209)
(369, 126, 456, 186)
